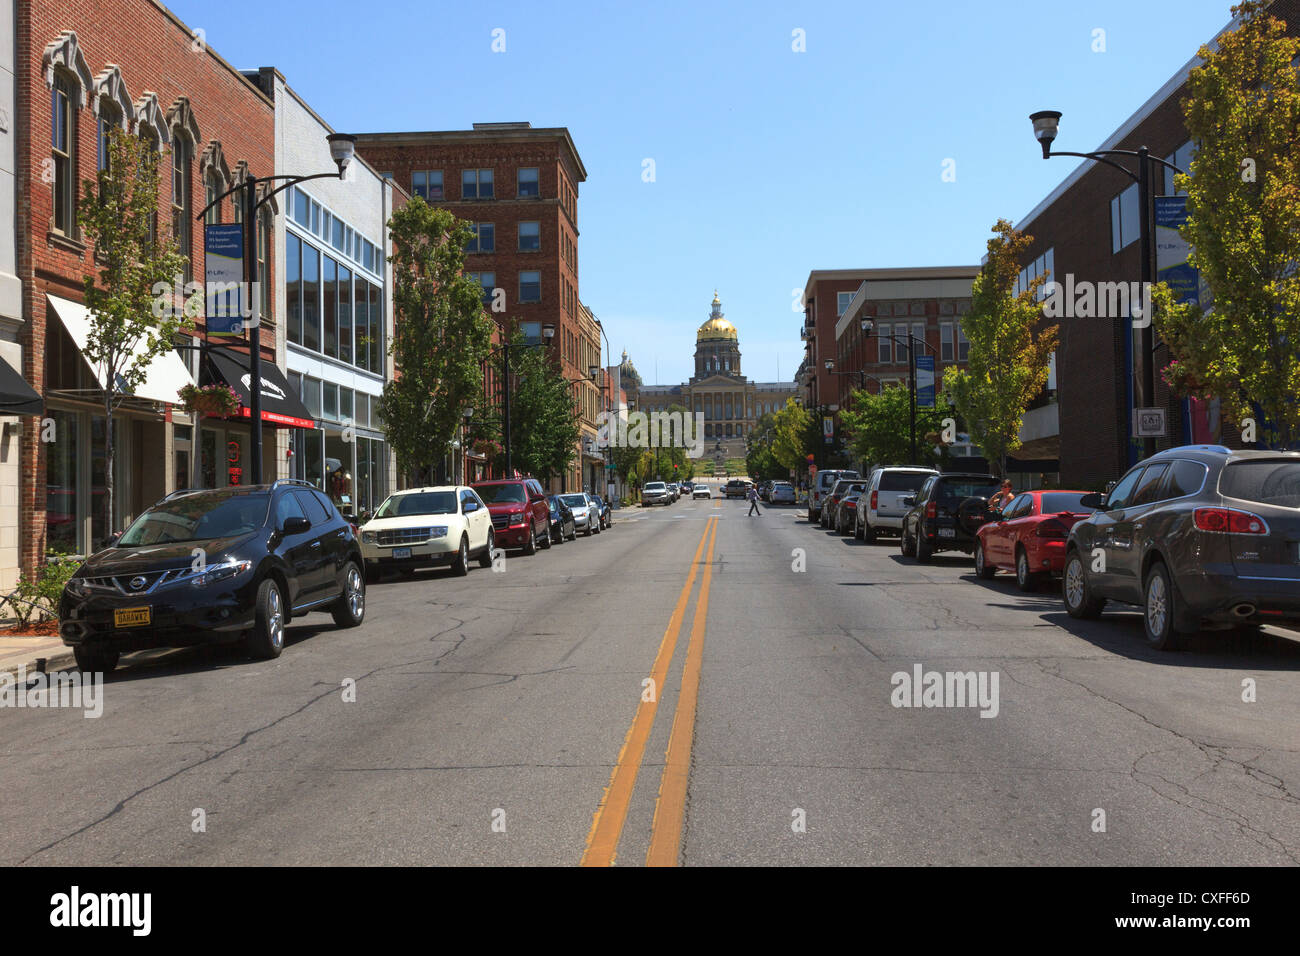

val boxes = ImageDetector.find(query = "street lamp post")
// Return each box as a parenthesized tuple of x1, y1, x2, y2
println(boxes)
(197, 132, 357, 485)
(491, 323, 556, 477)
(1028, 110, 1186, 462)
(855, 318, 935, 466)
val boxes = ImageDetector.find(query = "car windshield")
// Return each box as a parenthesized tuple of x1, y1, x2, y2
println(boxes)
(119, 489, 269, 545)
(375, 491, 457, 518)
(560, 494, 587, 507)
(1220, 460, 1300, 507)
(645, 483, 666, 491)
(937, 479, 1002, 502)
(475, 483, 526, 504)
(880, 472, 931, 492)
(1040, 492, 1096, 514)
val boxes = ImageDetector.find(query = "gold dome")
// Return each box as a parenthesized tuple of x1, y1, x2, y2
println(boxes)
(697, 290, 738, 342)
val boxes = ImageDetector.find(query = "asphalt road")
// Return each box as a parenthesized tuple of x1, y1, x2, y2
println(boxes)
(2, 481, 1297, 866)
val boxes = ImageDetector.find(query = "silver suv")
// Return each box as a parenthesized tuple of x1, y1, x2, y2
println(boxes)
(857, 467, 939, 541)
(808, 469, 859, 523)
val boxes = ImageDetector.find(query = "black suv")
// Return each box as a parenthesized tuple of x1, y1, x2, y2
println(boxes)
(1062, 446, 1300, 649)
(59, 481, 366, 673)
(900, 473, 1002, 561)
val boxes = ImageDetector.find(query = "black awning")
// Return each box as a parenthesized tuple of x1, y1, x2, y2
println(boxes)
(0, 355, 43, 416)
(204, 347, 315, 429)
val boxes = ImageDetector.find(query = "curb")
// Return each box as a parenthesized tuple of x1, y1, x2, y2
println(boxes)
(1, 648, 77, 680)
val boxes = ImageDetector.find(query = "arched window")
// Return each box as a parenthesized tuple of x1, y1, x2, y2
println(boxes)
(93, 65, 132, 179)
(200, 141, 230, 225)
(168, 98, 200, 278)
(43, 31, 92, 237)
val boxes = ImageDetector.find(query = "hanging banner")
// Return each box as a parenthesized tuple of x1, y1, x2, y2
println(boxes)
(1157, 196, 1220, 443)
(915, 355, 936, 408)
(205, 224, 245, 335)
(823, 415, 834, 445)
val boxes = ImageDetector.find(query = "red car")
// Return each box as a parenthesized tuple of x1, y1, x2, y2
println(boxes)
(974, 490, 1100, 590)
(471, 478, 552, 554)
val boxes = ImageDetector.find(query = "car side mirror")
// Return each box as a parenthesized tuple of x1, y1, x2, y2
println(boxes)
(282, 516, 311, 535)
(902, 496, 916, 507)
(464, 500, 480, 513)
(1079, 492, 1105, 510)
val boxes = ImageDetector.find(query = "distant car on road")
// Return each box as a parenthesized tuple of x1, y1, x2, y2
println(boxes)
(724, 479, 748, 499)
(1061, 446, 1300, 649)
(692, 484, 712, 499)
(808, 469, 859, 523)
(641, 482, 670, 506)
(590, 494, 612, 529)
(769, 482, 796, 504)
(974, 489, 1099, 590)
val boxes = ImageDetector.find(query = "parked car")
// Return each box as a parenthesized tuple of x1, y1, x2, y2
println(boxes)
(836, 491, 863, 535)
(769, 481, 796, 505)
(724, 478, 749, 499)
(857, 467, 939, 541)
(666, 483, 680, 502)
(822, 479, 866, 529)
(359, 485, 495, 582)
(547, 494, 577, 543)
(472, 478, 552, 555)
(808, 469, 860, 522)
(60, 481, 365, 673)
(642, 481, 670, 506)
(900, 473, 1002, 561)
(560, 492, 601, 535)
(591, 494, 612, 529)
(759, 480, 773, 502)
(1061, 446, 1300, 650)
(974, 490, 1099, 590)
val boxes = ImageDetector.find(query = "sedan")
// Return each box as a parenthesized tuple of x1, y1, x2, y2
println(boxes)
(692, 484, 712, 499)
(559, 492, 601, 536)
(591, 494, 612, 529)
(547, 495, 577, 543)
(974, 490, 1099, 590)
(835, 492, 862, 535)
(770, 482, 796, 505)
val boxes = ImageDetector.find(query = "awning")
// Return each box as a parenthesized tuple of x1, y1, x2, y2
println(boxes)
(205, 347, 315, 429)
(46, 294, 195, 405)
(0, 356, 42, 415)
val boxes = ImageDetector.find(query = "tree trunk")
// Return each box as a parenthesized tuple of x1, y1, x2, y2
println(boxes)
(103, 394, 115, 550)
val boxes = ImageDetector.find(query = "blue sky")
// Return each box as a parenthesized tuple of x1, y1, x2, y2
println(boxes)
(169, 0, 1234, 386)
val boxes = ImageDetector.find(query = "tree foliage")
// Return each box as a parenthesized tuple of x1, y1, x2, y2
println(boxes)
(770, 398, 813, 472)
(378, 197, 494, 483)
(1152, 0, 1300, 448)
(79, 128, 195, 540)
(488, 333, 581, 481)
(838, 385, 949, 469)
(943, 219, 1058, 476)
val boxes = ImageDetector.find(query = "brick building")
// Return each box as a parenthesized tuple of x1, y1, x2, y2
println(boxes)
(352, 122, 599, 492)
(13, 0, 275, 575)
(1013, 0, 1300, 488)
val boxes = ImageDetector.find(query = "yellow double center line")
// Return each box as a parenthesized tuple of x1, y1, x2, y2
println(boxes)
(581, 514, 718, 867)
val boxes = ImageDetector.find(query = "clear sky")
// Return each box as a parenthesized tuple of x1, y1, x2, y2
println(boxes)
(167, 0, 1234, 386)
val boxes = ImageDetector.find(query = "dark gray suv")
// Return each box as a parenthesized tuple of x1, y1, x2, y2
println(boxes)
(1062, 446, 1300, 650)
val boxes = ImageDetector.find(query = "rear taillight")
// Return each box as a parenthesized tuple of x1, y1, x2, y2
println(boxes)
(925, 501, 936, 520)
(1034, 519, 1069, 539)
(1194, 508, 1268, 534)
(870, 491, 878, 510)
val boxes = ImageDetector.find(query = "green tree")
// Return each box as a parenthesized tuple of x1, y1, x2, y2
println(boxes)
(79, 128, 195, 541)
(378, 197, 493, 484)
(493, 332, 581, 482)
(943, 219, 1058, 476)
(770, 398, 813, 472)
(838, 385, 950, 469)
(1152, 0, 1300, 448)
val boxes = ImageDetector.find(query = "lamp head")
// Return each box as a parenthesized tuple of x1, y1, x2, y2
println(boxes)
(860, 317, 873, 334)
(326, 133, 357, 174)
(542, 323, 556, 341)
(824, 360, 834, 371)
(1029, 111, 1062, 159)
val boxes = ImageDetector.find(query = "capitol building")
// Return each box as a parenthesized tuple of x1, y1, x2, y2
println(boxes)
(623, 293, 799, 455)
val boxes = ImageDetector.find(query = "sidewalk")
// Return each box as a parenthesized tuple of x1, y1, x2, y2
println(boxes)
(0, 633, 75, 678)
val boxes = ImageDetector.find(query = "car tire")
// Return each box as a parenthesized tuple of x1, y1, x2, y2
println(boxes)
(246, 578, 285, 660)
(523, 526, 538, 556)
(73, 645, 119, 675)
(331, 561, 366, 628)
(479, 531, 496, 568)
(540, 522, 553, 548)
(1143, 561, 1189, 651)
(862, 521, 876, 543)
(567, 525, 577, 541)
(915, 533, 933, 563)
(974, 541, 996, 579)
(584, 523, 593, 537)
(901, 524, 916, 557)
(452, 535, 470, 576)
(1015, 547, 1039, 592)
(1063, 550, 1105, 620)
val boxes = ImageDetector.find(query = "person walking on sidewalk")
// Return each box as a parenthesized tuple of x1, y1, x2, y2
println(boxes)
(747, 483, 761, 516)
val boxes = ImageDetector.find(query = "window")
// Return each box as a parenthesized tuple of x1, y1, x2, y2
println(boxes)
(895, 325, 909, 363)
(274, 491, 307, 527)
(302, 376, 321, 418)
(293, 187, 311, 229)
(204, 169, 222, 224)
(957, 325, 970, 361)
(302, 243, 320, 352)
(51, 73, 77, 234)
(1165, 459, 1207, 498)
(940, 323, 954, 362)
(171, 134, 192, 275)
(1105, 467, 1145, 511)
(911, 322, 925, 355)
(287, 232, 302, 345)
(354, 278, 369, 371)
(462, 168, 494, 200)
(1163, 141, 1194, 196)
(878, 333, 892, 364)
(517, 167, 539, 198)
(96, 105, 117, 177)
(467, 222, 494, 253)
(368, 281, 382, 375)
(1130, 463, 1170, 507)
(323, 382, 339, 421)
(1110, 182, 1140, 253)
(518, 221, 540, 251)
(468, 271, 496, 307)
(837, 291, 854, 316)
(323, 257, 338, 358)
(338, 264, 353, 364)
(412, 169, 443, 201)
(332, 216, 345, 252)
(519, 271, 541, 303)
(1016, 248, 1054, 300)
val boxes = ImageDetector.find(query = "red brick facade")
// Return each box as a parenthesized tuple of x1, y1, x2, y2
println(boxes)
(16, 0, 274, 573)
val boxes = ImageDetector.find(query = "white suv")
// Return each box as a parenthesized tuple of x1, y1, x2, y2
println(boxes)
(856, 467, 938, 541)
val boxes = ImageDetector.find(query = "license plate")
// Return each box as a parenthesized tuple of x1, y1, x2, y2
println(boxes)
(114, 606, 151, 628)
(392, 547, 412, 559)
(938, 528, 956, 538)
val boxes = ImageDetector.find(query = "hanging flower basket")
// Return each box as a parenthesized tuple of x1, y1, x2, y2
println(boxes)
(473, 439, 503, 458)
(1161, 360, 1206, 398)
(178, 383, 241, 418)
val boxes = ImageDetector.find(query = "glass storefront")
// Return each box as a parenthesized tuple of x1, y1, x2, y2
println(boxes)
(44, 409, 128, 555)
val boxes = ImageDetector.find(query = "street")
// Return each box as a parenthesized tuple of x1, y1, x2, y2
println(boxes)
(3, 483, 1297, 867)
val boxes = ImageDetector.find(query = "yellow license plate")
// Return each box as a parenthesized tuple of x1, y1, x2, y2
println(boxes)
(114, 607, 151, 628)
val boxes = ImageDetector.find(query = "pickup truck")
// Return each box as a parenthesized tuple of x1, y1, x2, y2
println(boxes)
(724, 479, 750, 499)
(641, 481, 670, 506)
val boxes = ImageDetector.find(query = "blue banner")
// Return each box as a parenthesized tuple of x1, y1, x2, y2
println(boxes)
(205, 224, 245, 335)
(915, 355, 935, 408)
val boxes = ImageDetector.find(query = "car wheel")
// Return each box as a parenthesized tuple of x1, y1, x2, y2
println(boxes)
(479, 531, 496, 568)
(452, 535, 470, 576)
(584, 522, 593, 537)
(1015, 547, 1039, 592)
(974, 541, 996, 579)
(593, 516, 601, 534)
(915, 533, 933, 563)
(331, 561, 366, 628)
(567, 525, 577, 541)
(73, 645, 119, 674)
(523, 526, 538, 556)
(540, 521, 553, 548)
(901, 524, 916, 557)
(862, 520, 876, 543)
(1143, 561, 1188, 651)
(246, 578, 285, 660)
(1063, 551, 1105, 619)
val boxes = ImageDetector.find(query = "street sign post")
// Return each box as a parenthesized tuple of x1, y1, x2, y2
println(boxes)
(1133, 407, 1167, 438)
